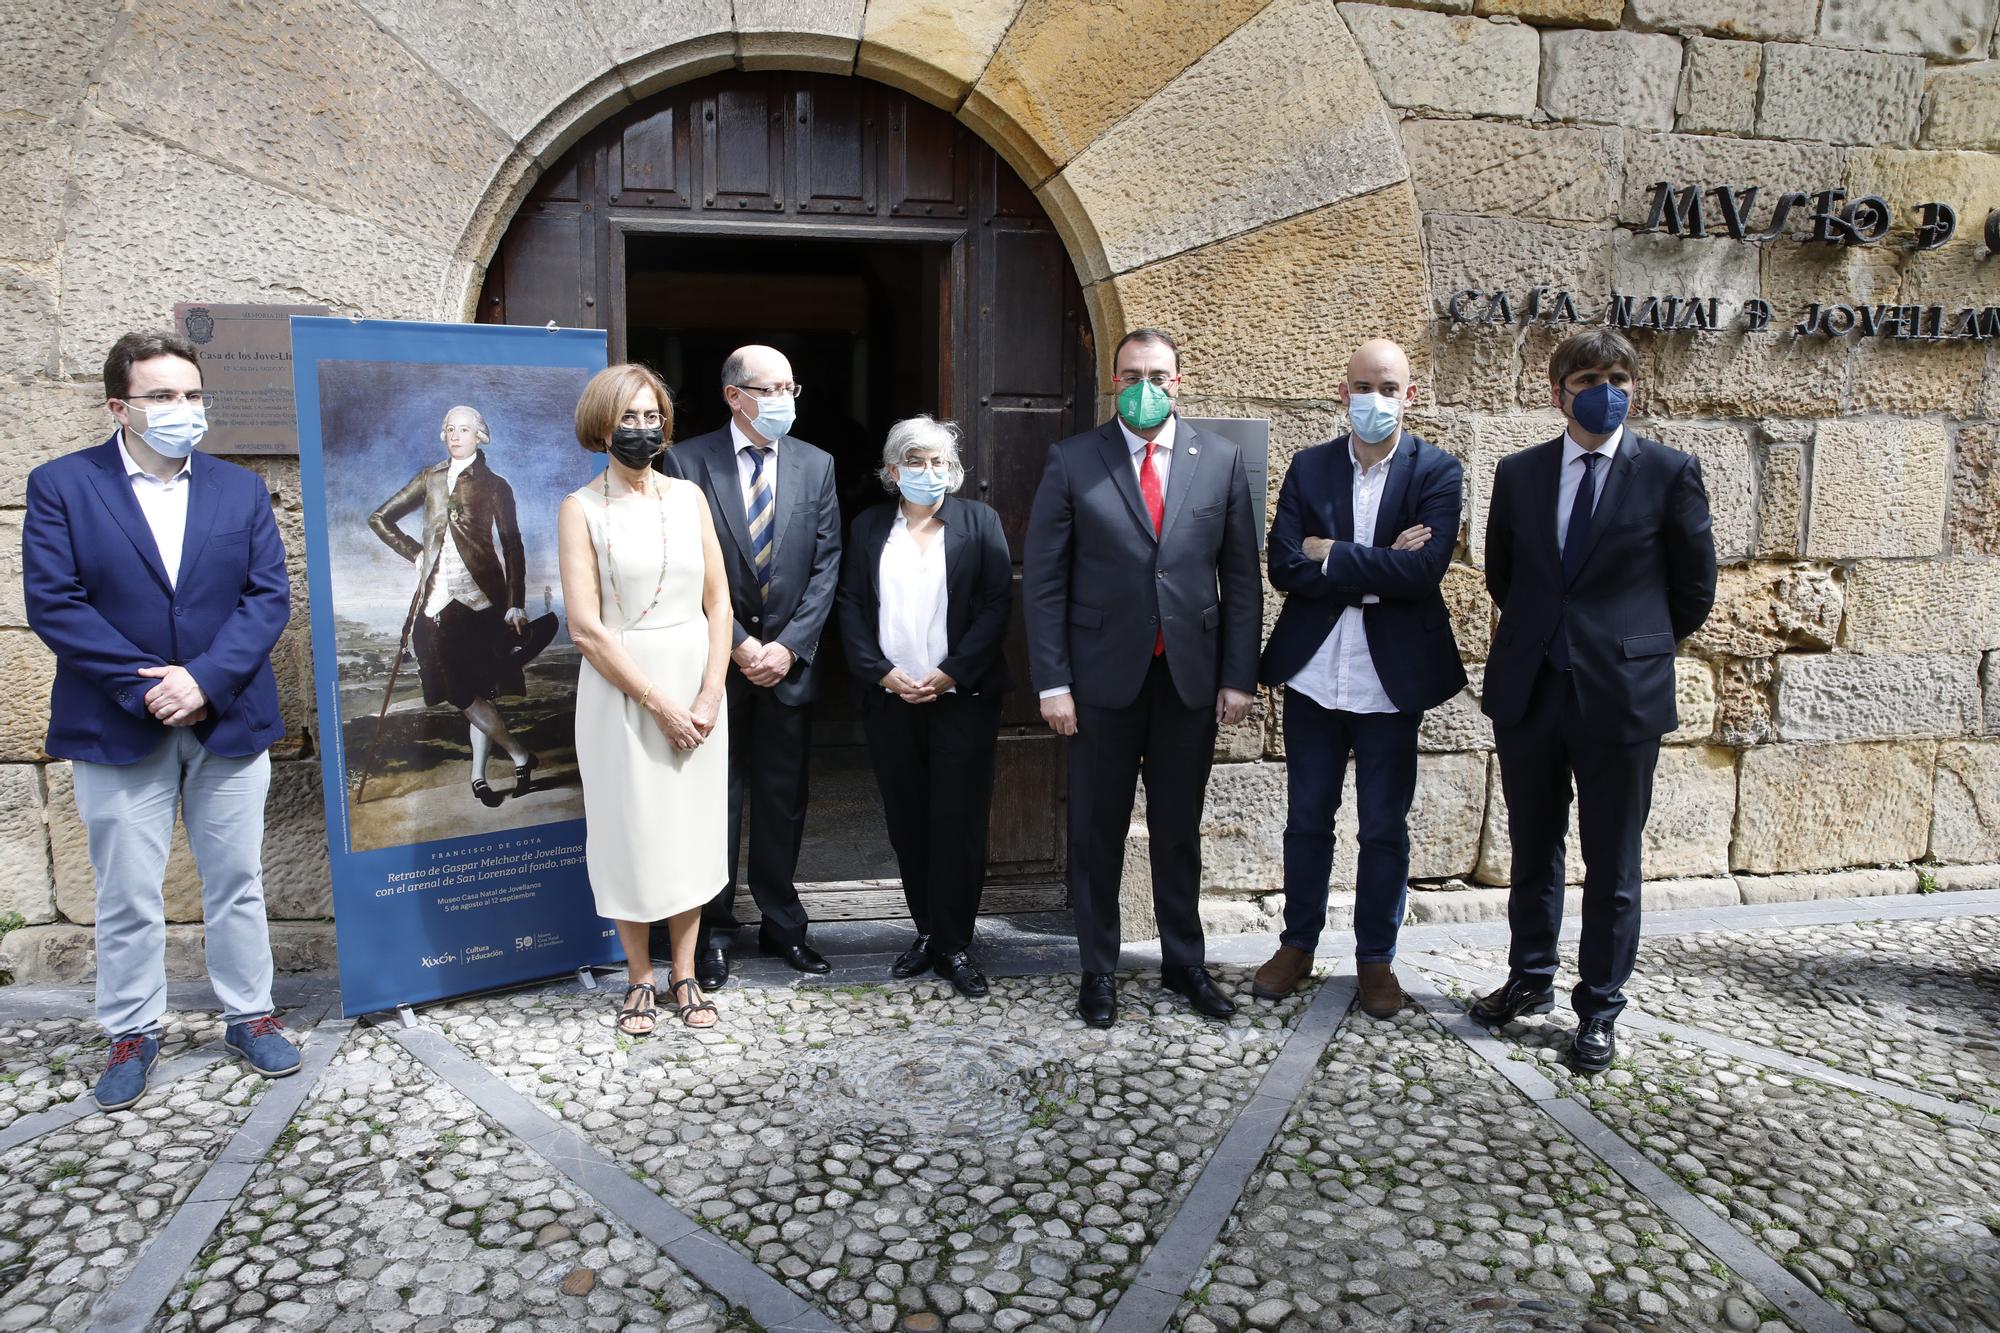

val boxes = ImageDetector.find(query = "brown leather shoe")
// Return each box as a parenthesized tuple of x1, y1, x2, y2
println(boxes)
(1251, 945, 1314, 1000)
(1355, 961, 1405, 1020)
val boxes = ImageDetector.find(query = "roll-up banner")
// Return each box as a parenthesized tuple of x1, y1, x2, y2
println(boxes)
(291, 317, 619, 1016)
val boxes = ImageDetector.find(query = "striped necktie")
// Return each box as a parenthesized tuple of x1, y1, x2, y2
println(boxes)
(746, 444, 775, 594)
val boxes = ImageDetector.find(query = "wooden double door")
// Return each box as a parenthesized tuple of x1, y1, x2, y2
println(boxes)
(478, 70, 1095, 903)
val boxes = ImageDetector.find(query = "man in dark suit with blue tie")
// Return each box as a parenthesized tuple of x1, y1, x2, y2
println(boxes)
(1471, 330, 1717, 1071)
(655, 345, 842, 986)
(23, 331, 299, 1110)
(1252, 339, 1466, 1019)
(1024, 328, 1263, 1028)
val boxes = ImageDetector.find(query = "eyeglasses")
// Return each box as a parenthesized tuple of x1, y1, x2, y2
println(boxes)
(619, 411, 665, 428)
(1113, 372, 1178, 389)
(734, 382, 803, 400)
(899, 457, 950, 474)
(120, 390, 215, 408)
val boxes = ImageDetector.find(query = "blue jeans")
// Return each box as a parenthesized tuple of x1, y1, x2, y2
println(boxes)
(1280, 690, 1421, 962)
(72, 729, 275, 1039)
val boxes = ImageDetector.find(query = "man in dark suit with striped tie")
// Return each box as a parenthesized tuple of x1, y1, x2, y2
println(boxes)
(656, 345, 842, 986)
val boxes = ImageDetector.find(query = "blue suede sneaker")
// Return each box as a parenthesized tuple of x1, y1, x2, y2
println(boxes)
(93, 1033, 160, 1111)
(224, 1015, 301, 1077)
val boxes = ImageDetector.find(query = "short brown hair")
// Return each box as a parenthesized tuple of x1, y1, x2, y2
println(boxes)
(104, 331, 200, 402)
(1548, 329, 1638, 387)
(574, 363, 673, 453)
(1114, 327, 1179, 372)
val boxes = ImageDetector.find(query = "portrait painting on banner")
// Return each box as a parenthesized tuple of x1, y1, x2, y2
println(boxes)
(315, 357, 595, 853)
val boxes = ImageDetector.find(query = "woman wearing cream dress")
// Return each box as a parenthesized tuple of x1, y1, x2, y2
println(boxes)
(559, 364, 730, 1033)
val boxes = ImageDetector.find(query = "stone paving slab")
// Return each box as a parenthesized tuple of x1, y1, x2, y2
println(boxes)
(1167, 1007, 1781, 1333)
(1433, 913, 2000, 1113)
(0, 1058, 268, 1331)
(1459, 1015, 2000, 1333)
(152, 1027, 751, 1333)
(429, 966, 1317, 1331)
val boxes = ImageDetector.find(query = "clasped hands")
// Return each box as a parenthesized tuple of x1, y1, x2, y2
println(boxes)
(138, 664, 208, 727)
(649, 683, 722, 752)
(878, 666, 955, 704)
(1300, 523, 1431, 564)
(731, 636, 795, 688)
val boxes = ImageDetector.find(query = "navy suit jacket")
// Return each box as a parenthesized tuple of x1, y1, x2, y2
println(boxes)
(836, 496, 1014, 700)
(1258, 431, 1467, 713)
(1023, 418, 1262, 711)
(1481, 431, 1717, 743)
(658, 427, 842, 706)
(24, 436, 290, 763)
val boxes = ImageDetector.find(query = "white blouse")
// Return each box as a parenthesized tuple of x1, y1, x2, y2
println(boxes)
(877, 512, 950, 689)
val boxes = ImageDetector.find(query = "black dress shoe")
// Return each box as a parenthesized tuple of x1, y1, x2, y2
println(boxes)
(1076, 973, 1117, 1028)
(933, 951, 989, 998)
(761, 938, 831, 975)
(1162, 966, 1236, 1019)
(695, 947, 729, 991)
(1468, 975, 1556, 1027)
(1571, 1017, 1616, 1072)
(890, 935, 934, 979)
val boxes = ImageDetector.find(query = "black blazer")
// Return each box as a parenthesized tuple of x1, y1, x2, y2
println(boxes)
(836, 496, 1013, 700)
(1481, 431, 1717, 744)
(1023, 418, 1262, 711)
(1257, 431, 1467, 713)
(659, 427, 842, 706)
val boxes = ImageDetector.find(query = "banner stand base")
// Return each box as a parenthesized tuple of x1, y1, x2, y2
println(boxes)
(576, 967, 600, 991)
(396, 1004, 419, 1030)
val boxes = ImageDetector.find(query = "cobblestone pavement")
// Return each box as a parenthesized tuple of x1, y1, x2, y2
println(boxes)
(1429, 913, 2000, 1112)
(0, 895, 1992, 1332)
(432, 968, 1315, 1331)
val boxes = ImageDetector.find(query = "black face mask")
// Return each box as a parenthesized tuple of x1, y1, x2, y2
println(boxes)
(607, 425, 664, 469)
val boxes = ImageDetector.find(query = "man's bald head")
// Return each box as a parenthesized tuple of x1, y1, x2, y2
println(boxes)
(721, 344, 792, 393)
(1344, 338, 1411, 394)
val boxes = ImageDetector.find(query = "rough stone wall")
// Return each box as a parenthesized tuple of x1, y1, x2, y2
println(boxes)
(1, 0, 1996, 980)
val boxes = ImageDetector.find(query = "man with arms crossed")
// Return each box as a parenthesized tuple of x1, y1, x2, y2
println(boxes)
(1252, 338, 1465, 1019)
(24, 331, 298, 1110)
(1472, 329, 1716, 1071)
(1024, 328, 1262, 1028)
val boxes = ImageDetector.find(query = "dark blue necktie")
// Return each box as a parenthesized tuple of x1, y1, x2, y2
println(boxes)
(1548, 452, 1600, 671)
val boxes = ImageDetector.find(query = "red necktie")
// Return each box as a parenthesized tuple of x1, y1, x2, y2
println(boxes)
(1142, 441, 1165, 655)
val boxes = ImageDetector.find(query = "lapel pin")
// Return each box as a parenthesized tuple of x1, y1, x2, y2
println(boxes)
(1187, 447, 1198, 455)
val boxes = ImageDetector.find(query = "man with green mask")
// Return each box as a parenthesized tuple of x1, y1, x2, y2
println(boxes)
(1023, 328, 1263, 1028)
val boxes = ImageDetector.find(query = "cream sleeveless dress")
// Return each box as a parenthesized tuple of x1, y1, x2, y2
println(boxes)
(570, 476, 727, 921)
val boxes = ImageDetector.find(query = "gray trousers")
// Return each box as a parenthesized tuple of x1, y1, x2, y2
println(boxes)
(72, 729, 275, 1039)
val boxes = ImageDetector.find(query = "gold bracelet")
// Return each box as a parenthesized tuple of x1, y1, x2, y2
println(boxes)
(638, 683, 654, 708)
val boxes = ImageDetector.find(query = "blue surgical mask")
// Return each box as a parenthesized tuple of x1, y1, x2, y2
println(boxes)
(742, 391, 795, 441)
(133, 400, 206, 458)
(1345, 391, 1403, 445)
(897, 467, 949, 506)
(1567, 381, 1629, 436)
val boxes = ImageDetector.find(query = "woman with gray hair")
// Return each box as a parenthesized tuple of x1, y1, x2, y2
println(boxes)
(836, 415, 1013, 997)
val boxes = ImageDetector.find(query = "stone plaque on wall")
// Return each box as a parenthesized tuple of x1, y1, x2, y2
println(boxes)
(173, 303, 327, 455)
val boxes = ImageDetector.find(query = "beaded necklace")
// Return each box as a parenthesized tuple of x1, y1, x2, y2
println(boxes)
(600, 466, 670, 625)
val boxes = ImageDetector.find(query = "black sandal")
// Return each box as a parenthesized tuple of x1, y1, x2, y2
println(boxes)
(616, 982, 658, 1037)
(471, 776, 503, 808)
(668, 977, 718, 1030)
(510, 753, 538, 800)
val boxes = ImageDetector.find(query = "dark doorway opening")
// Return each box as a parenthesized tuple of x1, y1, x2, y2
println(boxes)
(625, 231, 946, 884)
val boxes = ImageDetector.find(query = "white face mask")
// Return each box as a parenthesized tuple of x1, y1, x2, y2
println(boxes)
(131, 400, 207, 458)
(1345, 391, 1403, 445)
(739, 390, 795, 441)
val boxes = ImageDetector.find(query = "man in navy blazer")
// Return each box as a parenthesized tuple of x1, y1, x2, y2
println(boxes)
(1024, 328, 1263, 1028)
(23, 331, 298, 1110)
(655, 345, 842, 986)
(1471, 329, 1716, 1072)
(1253, 339, 1466, 1018)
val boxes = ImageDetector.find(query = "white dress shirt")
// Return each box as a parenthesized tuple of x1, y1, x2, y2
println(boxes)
(1556, 426, 1622, 554)
(1040, 415, 1180, 700)
(424, 454, 492, 616)
(877, 511, 952, 691)
(118, 431, 191, 590)
(1287, 436, 1399, 715)
(732, 417, 780, 516)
